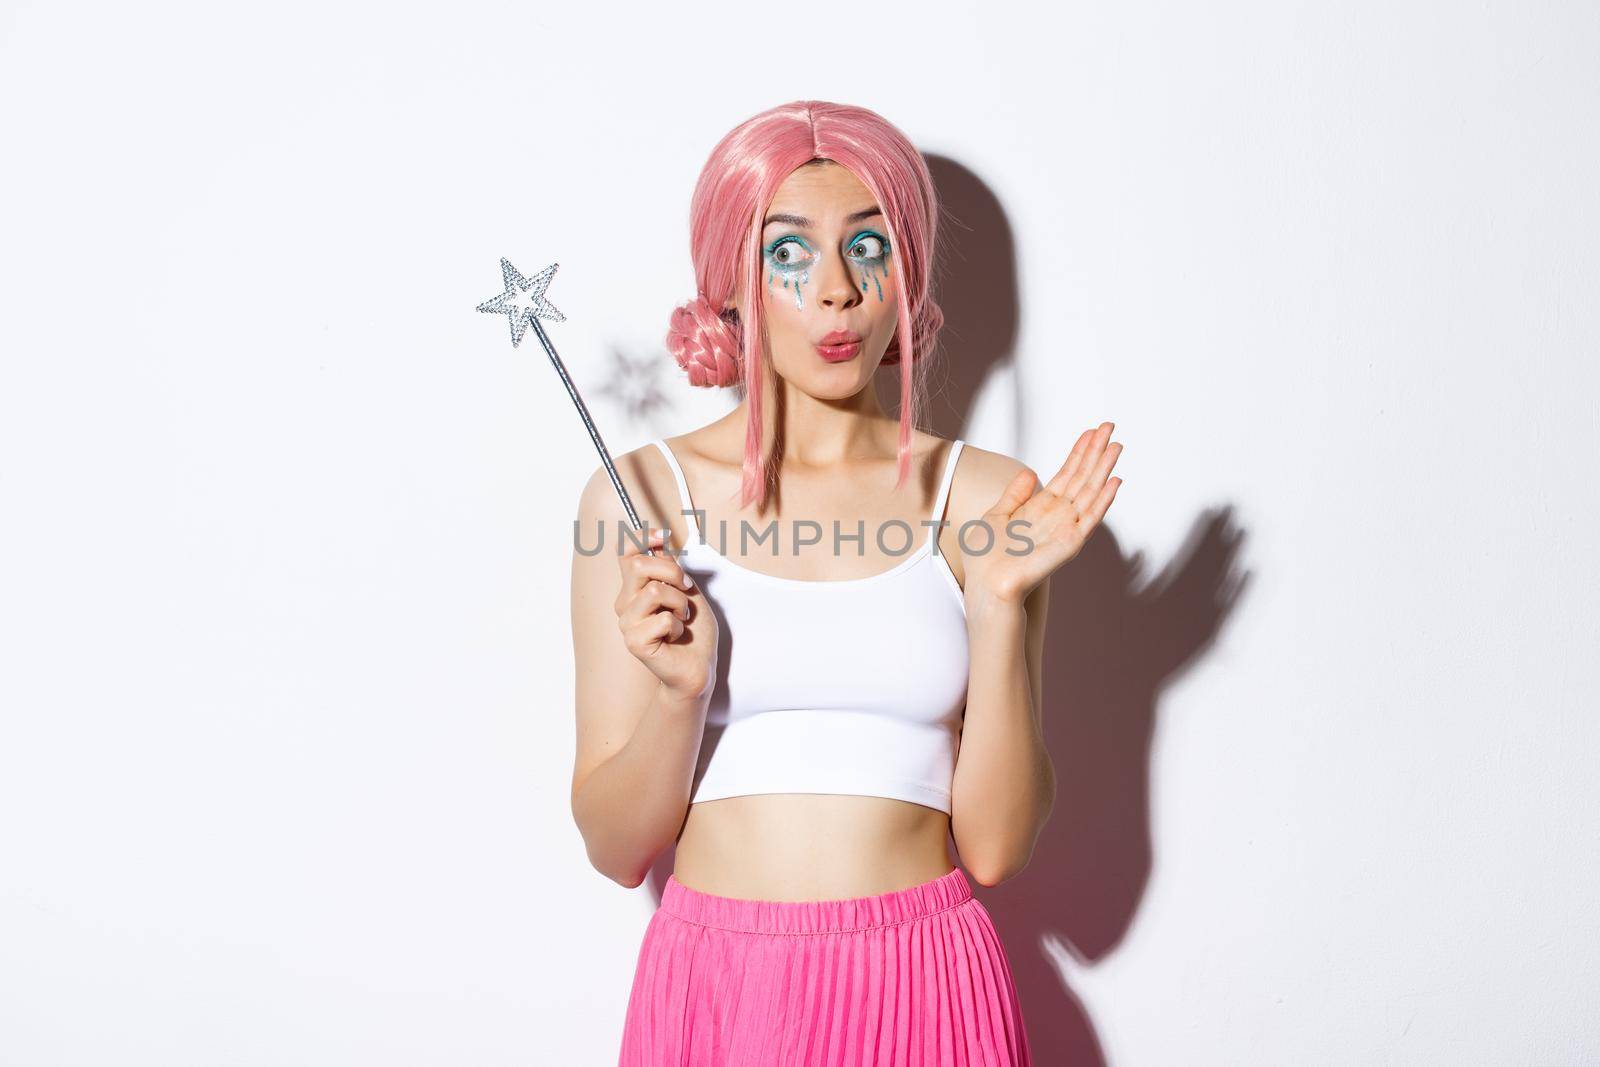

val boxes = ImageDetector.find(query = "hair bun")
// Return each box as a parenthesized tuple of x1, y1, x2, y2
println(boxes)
(666, 295, 742, 388)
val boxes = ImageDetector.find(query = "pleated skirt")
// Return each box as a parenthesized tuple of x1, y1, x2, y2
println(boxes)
(617, 865, 1032, 1066)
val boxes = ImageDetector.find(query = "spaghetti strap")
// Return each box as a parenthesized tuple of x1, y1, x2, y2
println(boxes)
(650, 439, 703, 542)
(929, 439, 965, 555)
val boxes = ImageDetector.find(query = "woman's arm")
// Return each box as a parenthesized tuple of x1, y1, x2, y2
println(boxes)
(569, 458, 715, 888)
(949, 560, 1055, 888)
(948, 424, 1122, 886)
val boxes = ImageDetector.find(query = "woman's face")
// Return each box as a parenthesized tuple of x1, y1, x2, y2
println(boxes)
(733, 160, 900, 398)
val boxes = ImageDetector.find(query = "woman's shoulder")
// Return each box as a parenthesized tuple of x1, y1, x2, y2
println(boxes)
(657, 424, 742, 467)
(575, 431, 725, 554)
(575, 436, 687, 527)
(946, 437, 1031, 477)
(933, 435, 1035, 519)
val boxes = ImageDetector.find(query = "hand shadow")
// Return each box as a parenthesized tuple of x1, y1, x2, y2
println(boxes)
(640, 154, 1254, 1065)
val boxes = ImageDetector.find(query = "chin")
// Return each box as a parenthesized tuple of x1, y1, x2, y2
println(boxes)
(774, 348, 880, 394)
(800, 371, 872, 400)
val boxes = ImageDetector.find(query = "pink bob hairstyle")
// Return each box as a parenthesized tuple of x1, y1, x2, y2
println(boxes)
(664, 100, 945, 509)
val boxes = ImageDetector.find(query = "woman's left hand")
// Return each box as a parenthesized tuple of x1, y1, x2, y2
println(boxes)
(962, 421, 1124, 606)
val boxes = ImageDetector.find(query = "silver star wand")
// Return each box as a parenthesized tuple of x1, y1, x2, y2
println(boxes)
(475, 257, 654, 551)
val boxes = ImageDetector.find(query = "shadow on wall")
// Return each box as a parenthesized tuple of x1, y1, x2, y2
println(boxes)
(639, 153, 1254, 1066)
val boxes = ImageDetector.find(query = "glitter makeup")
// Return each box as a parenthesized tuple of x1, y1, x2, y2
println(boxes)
(762, 230, 893, 310)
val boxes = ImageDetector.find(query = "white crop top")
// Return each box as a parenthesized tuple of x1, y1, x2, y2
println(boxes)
(651, 437, 970, 815)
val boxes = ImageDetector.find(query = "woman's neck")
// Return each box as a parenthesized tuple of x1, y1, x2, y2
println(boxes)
(744, 369, 898, 467)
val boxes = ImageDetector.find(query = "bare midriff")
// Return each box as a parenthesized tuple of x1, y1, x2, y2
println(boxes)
(671, 793, 957, 902)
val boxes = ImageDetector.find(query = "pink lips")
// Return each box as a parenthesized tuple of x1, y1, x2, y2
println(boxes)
(815, 330, 862, 362)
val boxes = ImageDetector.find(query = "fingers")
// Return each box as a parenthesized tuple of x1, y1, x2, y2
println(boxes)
(624, 606, 685, 658)
(617, 524, 669, 564)
(1082, 476, 1122, 529)
(616, 529, 695, 652)
(1075, 441, 1126, 508)
(1062, 421, 1123, 536)
(619, 576, 693, 629)
(1056, 422, 1119, 502)
(1043, 427, 1097, 497)
(618, 527, 697, 599)
(641, 608, 686, 645)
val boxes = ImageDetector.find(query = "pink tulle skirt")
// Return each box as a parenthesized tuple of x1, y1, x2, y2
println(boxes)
(617, 865, 1033, 1065)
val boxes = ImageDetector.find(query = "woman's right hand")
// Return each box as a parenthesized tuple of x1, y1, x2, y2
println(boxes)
(615, 527, 718, 702)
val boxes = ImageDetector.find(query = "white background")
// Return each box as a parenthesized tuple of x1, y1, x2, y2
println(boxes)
(3, 1, 1596, 1064)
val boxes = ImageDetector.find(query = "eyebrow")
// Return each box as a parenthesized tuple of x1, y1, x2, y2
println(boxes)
(762, 207, 884, 229)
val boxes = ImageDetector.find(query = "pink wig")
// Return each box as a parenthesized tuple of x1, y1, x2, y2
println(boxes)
(664, 100, 945, 509)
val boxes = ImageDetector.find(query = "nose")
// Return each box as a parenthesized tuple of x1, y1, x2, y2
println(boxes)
(817, 246, 863, 311)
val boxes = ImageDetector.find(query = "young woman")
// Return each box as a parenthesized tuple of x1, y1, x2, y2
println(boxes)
(570, 100, 1123, 1065)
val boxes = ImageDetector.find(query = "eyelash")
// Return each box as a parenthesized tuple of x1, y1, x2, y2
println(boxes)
(764, 230, 891, 270)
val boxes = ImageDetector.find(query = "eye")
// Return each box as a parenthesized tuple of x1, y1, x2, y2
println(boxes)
(765, 236, 815, 269)
(847, 231, 890, 261)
